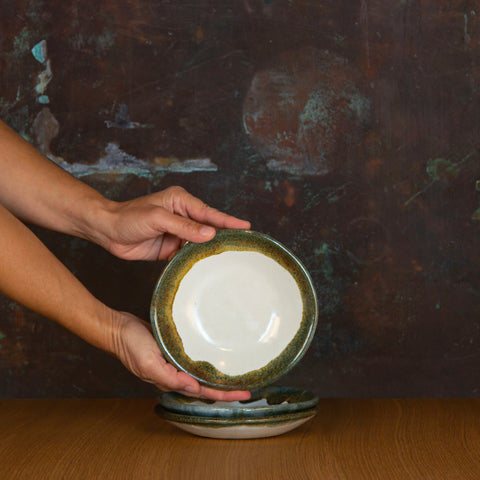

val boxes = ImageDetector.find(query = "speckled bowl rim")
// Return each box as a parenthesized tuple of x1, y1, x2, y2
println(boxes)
(150, 229, 318, 390)
(157, 386, 319, 418)
(154, 404, 318, 427)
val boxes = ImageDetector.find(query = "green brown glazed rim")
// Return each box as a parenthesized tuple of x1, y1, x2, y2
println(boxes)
(154, 404, 318, 427)
(150, 229, 318, 390)
(157, 386, 319, 418)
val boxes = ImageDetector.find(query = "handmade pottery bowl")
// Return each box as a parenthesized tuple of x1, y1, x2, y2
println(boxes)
(150, 229, 318, 390)
(154, 404, 317, 440)
(157, 386, 318, 419)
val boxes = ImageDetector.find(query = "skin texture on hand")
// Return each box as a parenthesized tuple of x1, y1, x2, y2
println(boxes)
(98, 186, 251, 261)
(112, 312, 251, 401)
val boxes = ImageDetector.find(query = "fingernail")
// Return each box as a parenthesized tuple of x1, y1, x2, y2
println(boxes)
(200, 226, 215, 237)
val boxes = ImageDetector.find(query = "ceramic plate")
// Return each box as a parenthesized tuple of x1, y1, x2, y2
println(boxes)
(150, 230, 317, 390)
(157, 386, 318, 418)
(154, 404, 317, 439)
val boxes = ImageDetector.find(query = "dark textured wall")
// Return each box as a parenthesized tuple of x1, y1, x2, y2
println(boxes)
(1, 0, 479, 398)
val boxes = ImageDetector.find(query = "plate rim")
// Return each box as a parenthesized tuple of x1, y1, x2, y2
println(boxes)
(157, 386, 319, 418)
(154, 403, 318, 427)
(150, 229, 318, 390)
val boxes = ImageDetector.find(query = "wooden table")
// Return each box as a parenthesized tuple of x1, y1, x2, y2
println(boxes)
(0, 398, 479, 479)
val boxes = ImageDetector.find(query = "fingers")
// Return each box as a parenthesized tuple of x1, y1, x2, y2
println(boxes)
(149, 206, 216, 244)
(117, 312, 250, 402)
(151, 363, 251, 402)
(186, 200, 251, 231)
(141, 187, 250, 250)
(144, 356, 201, 394)
(145, 353, 250, 401)
(196, 387, 252, 402)
(195, 206, 251, 231)
(163, 186, 251, 232)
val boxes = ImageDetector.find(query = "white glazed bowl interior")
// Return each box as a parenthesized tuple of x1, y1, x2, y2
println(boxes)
(150, 230, 318, 390)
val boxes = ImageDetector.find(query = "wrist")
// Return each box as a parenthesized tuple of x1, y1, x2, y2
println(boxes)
(71, 195, 119, 250)
(103, 310, 152, 364)
(86, 303, 120, 357)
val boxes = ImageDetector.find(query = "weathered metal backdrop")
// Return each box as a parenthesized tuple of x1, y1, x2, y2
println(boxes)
(0, 0, 479, 397)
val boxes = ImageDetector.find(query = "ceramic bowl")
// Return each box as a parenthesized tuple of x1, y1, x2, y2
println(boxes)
(157, 386, 318, 419)
(154, 404, 317, 440)
(150, 229, 318, 390)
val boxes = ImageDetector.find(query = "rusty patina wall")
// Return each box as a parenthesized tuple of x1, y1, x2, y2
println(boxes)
(0, 0, 479, 397)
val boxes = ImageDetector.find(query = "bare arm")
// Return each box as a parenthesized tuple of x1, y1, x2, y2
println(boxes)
(0, 118, 251, 400)
(0, 119, 250, 260)
(0, 119, 107, 241)
(0, 203, 110, 350)
(0, 201, 250, 400)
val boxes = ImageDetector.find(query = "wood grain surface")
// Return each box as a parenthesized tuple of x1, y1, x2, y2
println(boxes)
(0, 399, 479, 479)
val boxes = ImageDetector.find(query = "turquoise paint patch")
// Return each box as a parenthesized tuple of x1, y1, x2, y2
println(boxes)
(426, 158, 459, 182)
(13, 27, 32, 56)
(70, 29, 117, 56)
(0, 331, 6, 340)
(31, 39, 47, 63)
(406, 151, 476, 207)
(299, 89, 334, 134)
(327, 182, 352, 204)
(315, 243, 334, 280)
(37, 95, 50, 104)
(96, 29, 117, 53)
(348, 91, 371, 120)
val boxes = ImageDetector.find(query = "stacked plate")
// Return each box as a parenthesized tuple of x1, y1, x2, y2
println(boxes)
(150, 229, 318, 439)
(155, 386, 318, 439)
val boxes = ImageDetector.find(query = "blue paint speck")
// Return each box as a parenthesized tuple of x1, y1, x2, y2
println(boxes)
(37, 95, 50, 104)
(31, 40, 48, 64)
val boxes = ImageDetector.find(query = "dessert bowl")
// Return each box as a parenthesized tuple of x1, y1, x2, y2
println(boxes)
(154, 403, 317, 440)
(150, 229, 318, 390)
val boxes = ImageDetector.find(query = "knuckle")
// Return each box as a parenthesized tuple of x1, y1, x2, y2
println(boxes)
(166, 185, 185, 196)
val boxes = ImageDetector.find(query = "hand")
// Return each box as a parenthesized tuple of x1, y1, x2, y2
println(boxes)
(111, 311, 251, 401)
(99, 186, 250, 261)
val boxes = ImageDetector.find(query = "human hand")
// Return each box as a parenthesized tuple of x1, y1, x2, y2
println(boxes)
(110, 311, 251, 401)
(97, 186, 250, 261)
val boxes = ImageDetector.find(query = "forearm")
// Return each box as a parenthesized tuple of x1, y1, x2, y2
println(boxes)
(0, 203, 115, 353)
(0, 118, 251, 263)
(0, 119, 113, 245)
